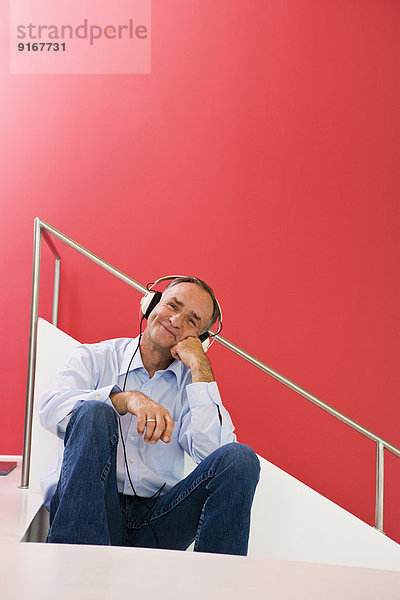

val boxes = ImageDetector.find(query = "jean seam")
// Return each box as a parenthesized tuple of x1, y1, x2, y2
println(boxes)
(100, 457, 111, 484)
(101, 430, 118, 485)
(193, 498, 207, 550)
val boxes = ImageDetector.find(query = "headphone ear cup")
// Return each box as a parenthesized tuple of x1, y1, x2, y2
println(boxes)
(140, 291, 162, 319)
(199, 331, 210, 352)
(201, 338, 210, 352)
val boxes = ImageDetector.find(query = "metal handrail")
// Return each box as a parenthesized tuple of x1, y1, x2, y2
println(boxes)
(21, 217, 400, 534)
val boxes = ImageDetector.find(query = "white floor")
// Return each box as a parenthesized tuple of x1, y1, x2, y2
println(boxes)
(1, 459, 400, 600)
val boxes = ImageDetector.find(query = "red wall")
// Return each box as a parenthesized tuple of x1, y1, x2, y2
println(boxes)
(1, 1, 399, 542)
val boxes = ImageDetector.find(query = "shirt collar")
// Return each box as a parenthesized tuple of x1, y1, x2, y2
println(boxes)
(119, 336, 185, 384)
(119, 338, 144, 375)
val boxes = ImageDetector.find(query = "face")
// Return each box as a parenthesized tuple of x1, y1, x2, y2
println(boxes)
(144, 283, 214, 350)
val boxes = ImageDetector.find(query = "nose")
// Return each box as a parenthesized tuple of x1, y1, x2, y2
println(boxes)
(169, 312, 184, 329)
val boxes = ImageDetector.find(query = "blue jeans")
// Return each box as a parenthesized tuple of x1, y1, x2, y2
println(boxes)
(47, 401, 260, 555)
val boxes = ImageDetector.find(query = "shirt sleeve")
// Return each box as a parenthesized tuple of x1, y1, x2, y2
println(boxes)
(39, 345, 118, 438)
(178, 381, 236, 463)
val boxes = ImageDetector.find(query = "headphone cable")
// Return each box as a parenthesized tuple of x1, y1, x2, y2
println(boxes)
(118, 315, 164, 547)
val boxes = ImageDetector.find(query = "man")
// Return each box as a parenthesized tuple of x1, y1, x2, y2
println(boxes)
(40, 276, 260, 554)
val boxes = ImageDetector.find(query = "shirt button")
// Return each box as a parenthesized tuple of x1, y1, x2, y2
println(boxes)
(144, 387, 148, 391)
(128, 483, 132, 488)
(129, 458, 134, 463)
(96, 395, 100, 400)
(199, 390, 205, 395)
(130, 436, 135, 442)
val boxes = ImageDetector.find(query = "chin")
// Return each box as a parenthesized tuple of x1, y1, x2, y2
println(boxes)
(151, 332, 176, 351)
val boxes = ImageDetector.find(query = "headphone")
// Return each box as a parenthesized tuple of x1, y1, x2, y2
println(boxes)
(140, 275, 222, 352)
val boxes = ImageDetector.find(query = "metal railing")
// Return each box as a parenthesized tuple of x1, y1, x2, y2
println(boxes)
(21, 217, 400, 534)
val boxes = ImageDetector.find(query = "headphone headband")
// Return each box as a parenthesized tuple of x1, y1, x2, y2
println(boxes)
(147, 275, 188, 291)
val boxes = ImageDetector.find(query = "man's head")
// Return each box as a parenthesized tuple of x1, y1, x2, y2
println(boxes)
(143, 277, 220, 351)
(163, 277, 220, 332)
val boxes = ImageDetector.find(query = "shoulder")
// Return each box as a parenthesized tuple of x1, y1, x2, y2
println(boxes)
(66, 338, 134, 366)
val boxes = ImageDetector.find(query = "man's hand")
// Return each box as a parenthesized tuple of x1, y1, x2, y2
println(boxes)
(110, 391, 174, 444)
(170, 337, 215, 383)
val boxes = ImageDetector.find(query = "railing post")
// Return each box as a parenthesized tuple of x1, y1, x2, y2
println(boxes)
(375, 441, 384, 532)
(21, 218, 42, 488)
(52, 257, 61, 327)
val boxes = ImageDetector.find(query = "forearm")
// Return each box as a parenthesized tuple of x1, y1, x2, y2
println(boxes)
(39, 384, 116, 434)
(180, 382, 236, 462)
(39, 345, 116, 434)
(171, 336, 215, 383)
(190, 359, 215, 383)
(109, 391, 130, 415)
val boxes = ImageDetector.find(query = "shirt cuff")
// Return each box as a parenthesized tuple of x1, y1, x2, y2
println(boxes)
(106, 384, 122, 414)
(185, 381, 222, 407)
(68, 384, 119, 412)
(82, 384, 119, 403)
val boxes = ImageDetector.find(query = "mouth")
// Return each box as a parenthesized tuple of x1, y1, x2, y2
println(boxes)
(160, 323, 176, 338)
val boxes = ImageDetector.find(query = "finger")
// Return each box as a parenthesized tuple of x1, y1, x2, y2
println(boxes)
(143, 416, 157, 442)
(170, 345, 179, 360)
(149, 414, 166, 444)
(161, 414, 175, 443)
(136, 412, 147, 436)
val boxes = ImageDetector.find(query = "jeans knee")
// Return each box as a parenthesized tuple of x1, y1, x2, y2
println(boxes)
(218, 443, 260, 482)
(77, 399, 116, 418)
(68, 400, 118, 439)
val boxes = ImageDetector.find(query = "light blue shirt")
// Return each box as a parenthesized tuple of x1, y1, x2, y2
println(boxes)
(39, 337, 236, 508)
